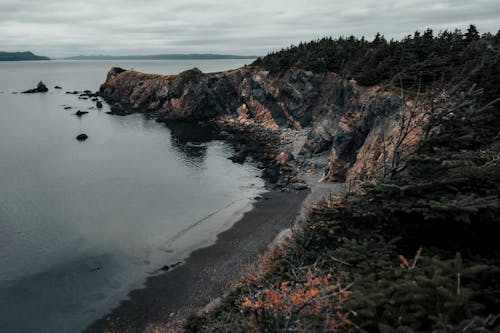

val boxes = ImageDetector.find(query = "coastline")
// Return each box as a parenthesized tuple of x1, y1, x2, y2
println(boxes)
(84, 190, 310, 333)
(84, 188, 310, 333)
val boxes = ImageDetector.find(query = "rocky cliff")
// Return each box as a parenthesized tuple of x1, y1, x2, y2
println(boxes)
(100, 66, 427, 182)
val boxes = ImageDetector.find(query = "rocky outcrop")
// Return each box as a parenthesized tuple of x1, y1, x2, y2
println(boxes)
(22, 81, 49, 93)
(100, 67, 426, 182)
(76, 133, 88, 141)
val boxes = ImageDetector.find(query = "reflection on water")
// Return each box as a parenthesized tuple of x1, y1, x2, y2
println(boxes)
(166, 121, 216, 169)
(0, 59, 264, 333)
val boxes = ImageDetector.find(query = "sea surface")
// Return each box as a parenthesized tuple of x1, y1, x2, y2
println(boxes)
(0, 59, 264, 332)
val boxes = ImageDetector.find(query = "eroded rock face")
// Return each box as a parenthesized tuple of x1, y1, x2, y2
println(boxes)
(100, 67, 426, 182)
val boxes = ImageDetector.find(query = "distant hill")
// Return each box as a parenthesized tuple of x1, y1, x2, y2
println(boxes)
(0, 51, 50, 61)
(62, 54, 258, 60)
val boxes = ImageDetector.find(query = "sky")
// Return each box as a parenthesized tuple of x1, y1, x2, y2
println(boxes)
(0, 0, 499, 57)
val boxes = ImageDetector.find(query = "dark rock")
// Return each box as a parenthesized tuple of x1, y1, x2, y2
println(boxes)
(170, 261, 182, 268)
(64, 106, 72, 110)
(76, 133, 88, 141)
(263, 167, 279, 183)
(96, 101, 103, 109)
(229, 152, 246, 164)
(161, 265, 170, 271)
(291, 182, 308, 191)
(22, 81, 49, 93)
(75, 110, 89, 117)
(54, 86, 62, 89)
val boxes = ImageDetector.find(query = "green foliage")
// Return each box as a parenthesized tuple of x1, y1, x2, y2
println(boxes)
(253, 26, 500, 101)
(184, 26, 500, 333)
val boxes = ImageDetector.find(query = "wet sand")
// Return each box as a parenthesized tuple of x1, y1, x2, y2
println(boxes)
(84, 189, 309, 333)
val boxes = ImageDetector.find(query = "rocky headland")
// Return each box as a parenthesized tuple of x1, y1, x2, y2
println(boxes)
(100, 66, 426, 184)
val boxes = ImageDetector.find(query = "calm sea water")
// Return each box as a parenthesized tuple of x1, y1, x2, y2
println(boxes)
(0, 59, 263, 332)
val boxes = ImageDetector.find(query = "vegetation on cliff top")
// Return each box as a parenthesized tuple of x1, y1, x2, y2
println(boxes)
(185, 26, 500, 332)
(253, 25, 499, 98)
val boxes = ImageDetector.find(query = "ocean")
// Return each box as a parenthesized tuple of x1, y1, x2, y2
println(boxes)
(0, 59, 264, 332)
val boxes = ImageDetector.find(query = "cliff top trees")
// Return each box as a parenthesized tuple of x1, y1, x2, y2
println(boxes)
(253, 25, 500, 101)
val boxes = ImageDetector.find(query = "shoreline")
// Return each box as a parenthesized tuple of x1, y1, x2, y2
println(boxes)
(84, 188, 310, 333)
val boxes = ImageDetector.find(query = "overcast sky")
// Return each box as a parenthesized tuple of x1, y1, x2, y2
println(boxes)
(0, 0, 499, 57)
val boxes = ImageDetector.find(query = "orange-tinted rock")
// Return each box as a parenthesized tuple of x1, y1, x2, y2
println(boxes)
(275, 152, 294, 166)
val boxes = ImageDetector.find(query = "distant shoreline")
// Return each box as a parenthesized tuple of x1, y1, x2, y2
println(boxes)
(0, 53, 259, 62)
(0, 51, 50, 61)
(59, 54, 259, 61)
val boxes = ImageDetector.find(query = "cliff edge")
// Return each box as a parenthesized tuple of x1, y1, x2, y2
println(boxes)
(100, 66, 426, 182)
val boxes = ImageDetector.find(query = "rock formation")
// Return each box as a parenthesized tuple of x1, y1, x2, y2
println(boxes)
(100, 67, 427, 182)
(22, 81, 49, 93)
(76, 133, 88, 141)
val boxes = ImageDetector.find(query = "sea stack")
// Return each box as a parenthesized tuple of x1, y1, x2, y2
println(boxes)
(22, 81, 49, 93)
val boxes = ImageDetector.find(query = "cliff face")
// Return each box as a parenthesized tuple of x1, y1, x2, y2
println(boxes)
(100, 67, 426, 182)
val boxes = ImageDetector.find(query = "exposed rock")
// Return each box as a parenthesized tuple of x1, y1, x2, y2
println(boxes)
(22, 81, 48, 93)
(263, 167, 279, 183)
(229, 152, 246, 164)
(54, 86, 62, 89)
(275, 151, 294, 166)
(291, 183, 309, 191)
(96, 101, 103, 109)
(76, 133, 88, 141)
(75, 110, 89, 117)
(100, 67, 428, 182)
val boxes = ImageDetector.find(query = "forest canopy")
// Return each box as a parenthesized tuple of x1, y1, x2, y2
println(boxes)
(253, 25, 500, 100)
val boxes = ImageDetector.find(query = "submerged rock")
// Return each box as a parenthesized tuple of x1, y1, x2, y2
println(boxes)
(76, 133, 88, 141)
(22, 81, 49, 93)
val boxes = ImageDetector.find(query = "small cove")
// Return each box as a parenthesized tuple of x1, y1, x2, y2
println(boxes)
(0, 59, 264, 332)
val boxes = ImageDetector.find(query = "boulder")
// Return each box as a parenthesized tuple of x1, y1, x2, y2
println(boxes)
(75, 110, 89, 117)
(22, 81, 49, 93)
(275, 151, 294, 166)
(229, 152, 246, 164)
(96, 101, 103, 109)
(291, 182, 308, 191)
(76, 133, 88, 141)
(263, 167, 279, 183)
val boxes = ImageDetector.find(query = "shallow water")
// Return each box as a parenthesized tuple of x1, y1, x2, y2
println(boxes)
(0, 59, 263, 332)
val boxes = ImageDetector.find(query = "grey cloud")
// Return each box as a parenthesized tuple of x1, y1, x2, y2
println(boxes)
(0, 0, 498, 57)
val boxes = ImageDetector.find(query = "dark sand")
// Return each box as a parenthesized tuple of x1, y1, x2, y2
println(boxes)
(84, 189, 309, 333)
